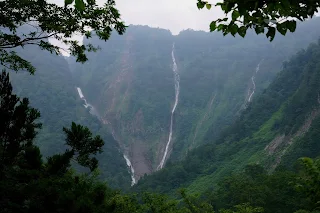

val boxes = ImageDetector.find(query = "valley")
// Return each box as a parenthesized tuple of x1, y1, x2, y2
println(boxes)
(6, 18, 320, 190)
(71, 18, 320, 185)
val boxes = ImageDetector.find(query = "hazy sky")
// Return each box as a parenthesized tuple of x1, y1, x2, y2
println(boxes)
(53, 0, 223, 34)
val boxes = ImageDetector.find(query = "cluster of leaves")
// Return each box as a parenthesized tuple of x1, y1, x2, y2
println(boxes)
(0, 0, 126, 74)
(197, 0, 319, 40)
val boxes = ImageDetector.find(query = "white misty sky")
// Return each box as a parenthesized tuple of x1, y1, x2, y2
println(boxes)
(49, 0, 319, 54)
(49, 0, 223, 55)
(51, 0, 223, 34)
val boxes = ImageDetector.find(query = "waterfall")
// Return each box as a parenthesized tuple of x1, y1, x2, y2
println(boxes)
(248, 76, 256, 102)
(76, 87, 100, 118)
(76, 87, 88, 107)
(157, 43, 180, 170)
(111, 130, 137, 186)
(123, 154, 137, 186)
(77, 87, 136, 186)
(248, 60, 263, 103)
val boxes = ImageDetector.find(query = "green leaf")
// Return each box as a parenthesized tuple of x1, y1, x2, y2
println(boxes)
(65, 0, 74, 6)
(287, 20, 297, 32)
(232, 10, 240, 20)
(209, 21, 216, 32)
(266, 27, 276, 41)
(75, 0, 85, 11)
(254, 26, 264, 34)
(197, 1, 206, 9)
(217, 24, 226, 31)
(206, 3, 212, 10)
(276, 23, 287, 35)
(238, 26, 246, 37)
(229, 24, 238, 36)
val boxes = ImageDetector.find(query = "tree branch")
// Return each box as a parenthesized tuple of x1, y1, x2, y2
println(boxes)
(0, 33, 57, 49)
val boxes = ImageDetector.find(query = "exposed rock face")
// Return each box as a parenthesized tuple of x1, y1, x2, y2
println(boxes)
(265, 109, 320, 171)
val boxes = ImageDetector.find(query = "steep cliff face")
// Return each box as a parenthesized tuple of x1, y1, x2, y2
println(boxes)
(73, 26, 174, 179)
(72, 18, 320, 181)
(134, 39, 320, 195)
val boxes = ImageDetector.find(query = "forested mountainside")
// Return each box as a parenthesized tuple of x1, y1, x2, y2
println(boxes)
(71, 18, 320, 181)
(134, 38, 320, 195)
(7, 39, 131, 189)
(2, 34, 320, 213)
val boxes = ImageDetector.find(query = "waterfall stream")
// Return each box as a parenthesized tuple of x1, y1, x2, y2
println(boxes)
(123, 154, 137, 186)
(248, 61, 263, 103)
(111, 131, 137, 186)
(76, 87, 101, 118)
(76, 87, 136, 186)
(157, 43, 180, 170)
(248, 76, 256, 102)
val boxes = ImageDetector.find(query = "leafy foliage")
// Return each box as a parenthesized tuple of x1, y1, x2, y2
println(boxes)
(0, 71, 41, 172)
(0, 0, 126, 73)
(63, 122, 104, 171)
(197, 0, 319, 41)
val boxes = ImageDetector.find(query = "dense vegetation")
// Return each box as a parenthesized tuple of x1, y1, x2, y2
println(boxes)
(2, 70, 320, 213)
(2, 69, 320, 213)
(2, 1, 320, 212)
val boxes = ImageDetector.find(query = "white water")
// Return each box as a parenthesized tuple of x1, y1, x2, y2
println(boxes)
(76, 87, 100, 118)
(248, 76, 256, 102)
(77, 87, 85, 99)
(248, 61, 262, 102)
(76, 87, 88, 107)
(157, 43, 180, 170)
(123, 154, 137, 186)
(112, 130, 137, 186)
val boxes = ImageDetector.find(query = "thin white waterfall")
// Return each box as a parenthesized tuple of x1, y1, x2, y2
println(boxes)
(248, 60, 263, 103)
(112, 130, 137, 186)
(123, 154, 137, 186)
(248, 76, 256, 102)
(77, 87, 136, 186)
(76, 87, 101, 120)
(76, 87, 89, 107)
(157, 43, 180, 170)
